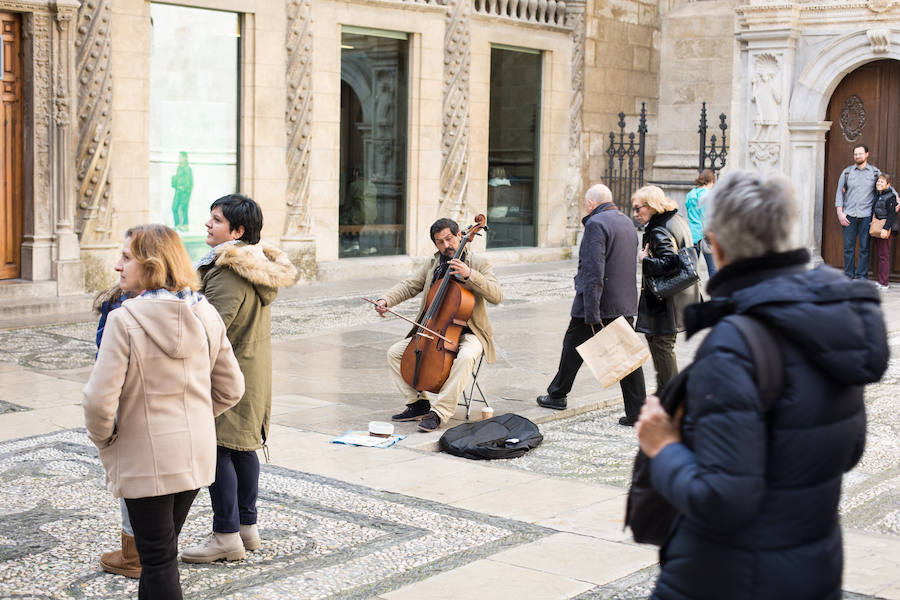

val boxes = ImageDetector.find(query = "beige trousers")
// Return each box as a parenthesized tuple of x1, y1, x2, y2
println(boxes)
(387, 333, 483, 424)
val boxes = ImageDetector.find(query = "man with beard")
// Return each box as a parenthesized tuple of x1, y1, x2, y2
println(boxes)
(374, 218, 503, 432)
(836, 144, 881, 279)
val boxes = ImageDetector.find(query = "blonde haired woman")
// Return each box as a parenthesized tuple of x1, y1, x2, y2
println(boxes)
(631, 186, 701, 394)
(83, 224, 244, 600)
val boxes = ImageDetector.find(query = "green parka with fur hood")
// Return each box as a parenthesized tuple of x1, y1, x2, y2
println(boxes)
(198, 242, 298, 451)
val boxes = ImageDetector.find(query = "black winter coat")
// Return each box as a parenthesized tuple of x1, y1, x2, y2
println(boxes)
(636, 210, 701, 335)
(572, 203, 640, 323)
(649, 249, 888, 600)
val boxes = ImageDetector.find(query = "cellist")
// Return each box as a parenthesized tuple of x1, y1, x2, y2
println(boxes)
(374, 218, 503, 432)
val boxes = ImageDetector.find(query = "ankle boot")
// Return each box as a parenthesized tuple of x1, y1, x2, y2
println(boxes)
(100, 530, 142, 579)
(181, 531, 246, 563)
(239, 524, 261, 551)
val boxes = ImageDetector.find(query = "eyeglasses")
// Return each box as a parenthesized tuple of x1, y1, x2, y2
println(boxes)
(632, 204, 646, 213)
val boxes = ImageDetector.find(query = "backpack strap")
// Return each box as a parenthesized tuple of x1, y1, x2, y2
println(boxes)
(723, 314, 783, 411)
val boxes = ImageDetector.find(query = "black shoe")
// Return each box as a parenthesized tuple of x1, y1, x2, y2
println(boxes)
(618, 416, 636, 427)
(417, 411, 441, 432)
(392, 398, 431, 421)
(536, 394, 567, 410)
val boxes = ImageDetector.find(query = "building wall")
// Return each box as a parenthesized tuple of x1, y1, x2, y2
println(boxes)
(582, 0, 660, 186)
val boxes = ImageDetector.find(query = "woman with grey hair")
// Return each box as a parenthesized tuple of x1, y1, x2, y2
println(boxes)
(631, 185, 701, 399)
(635, 170, 887, 599)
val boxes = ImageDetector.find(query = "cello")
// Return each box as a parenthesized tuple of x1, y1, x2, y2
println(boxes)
(399, 215, 488, 393)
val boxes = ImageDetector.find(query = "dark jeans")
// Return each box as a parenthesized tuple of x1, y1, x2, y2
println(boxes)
(547, 315, 647, 419)
(842, 216, 872, 279)
(874, 231, 895, 286)
(645, 334, 678, 394)
(695, 241, 716, 277)
(125, 489, 199, 600)
(209, 445, 260, 533)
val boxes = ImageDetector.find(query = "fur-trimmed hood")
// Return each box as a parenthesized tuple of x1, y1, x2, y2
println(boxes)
(213, 242, 298, 305)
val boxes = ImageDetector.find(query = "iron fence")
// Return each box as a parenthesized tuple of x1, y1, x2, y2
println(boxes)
(603, 103, 647, 215)
(698, 102, 728, 173)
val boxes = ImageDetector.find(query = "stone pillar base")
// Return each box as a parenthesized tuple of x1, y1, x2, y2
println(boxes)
(280, 237, 317, 283)
(53, 260, 85, 295)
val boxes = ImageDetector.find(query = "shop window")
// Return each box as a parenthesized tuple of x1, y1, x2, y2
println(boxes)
(487, 46, 541, 248)
(149, 4, 240, 259)
(339, 27, 408, 258)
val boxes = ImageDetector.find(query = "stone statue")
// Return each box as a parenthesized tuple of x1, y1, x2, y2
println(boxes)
(751, 54, 781, 141)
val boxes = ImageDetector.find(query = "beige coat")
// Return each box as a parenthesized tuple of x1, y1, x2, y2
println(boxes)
(198, 242, 298, 451)
(83, 296, 244, 498)
(382, 252, 503, 363)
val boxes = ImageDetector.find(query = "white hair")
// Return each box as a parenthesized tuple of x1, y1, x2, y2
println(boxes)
(585, 184, 612, 206)
(705, 170, 798, 262)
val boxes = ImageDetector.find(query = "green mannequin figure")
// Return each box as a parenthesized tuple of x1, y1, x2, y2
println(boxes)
(171, 152, 194, 232)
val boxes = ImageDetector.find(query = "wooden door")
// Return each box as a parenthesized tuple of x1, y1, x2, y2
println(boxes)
(824, 60, 900, 280)
(0, 12, 23, 280)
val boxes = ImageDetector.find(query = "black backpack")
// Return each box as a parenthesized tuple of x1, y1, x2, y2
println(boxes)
(439, 413, 544, 460)
(625, 314, 784, 545)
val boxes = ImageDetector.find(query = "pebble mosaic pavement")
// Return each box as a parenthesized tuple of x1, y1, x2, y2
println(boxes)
(0, 430, 551, 599)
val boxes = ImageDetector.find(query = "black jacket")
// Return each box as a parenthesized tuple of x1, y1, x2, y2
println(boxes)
(636, 210, 701, 335)
(873, 187, 899, 232)
(572, 203, 640, 323)
(649, 250, 888, 600)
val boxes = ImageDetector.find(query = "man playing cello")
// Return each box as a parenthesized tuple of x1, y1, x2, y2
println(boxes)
(374, 218, 503, 432)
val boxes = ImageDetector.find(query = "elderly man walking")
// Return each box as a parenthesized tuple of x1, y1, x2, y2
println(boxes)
(536, 184, 647, 426)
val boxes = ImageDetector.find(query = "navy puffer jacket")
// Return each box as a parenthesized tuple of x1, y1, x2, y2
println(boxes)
(649, 249, 888, 600)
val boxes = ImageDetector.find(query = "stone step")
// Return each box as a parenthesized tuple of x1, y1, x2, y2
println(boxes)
(0, 279, 58, 301)
(0, 294, 94, 330)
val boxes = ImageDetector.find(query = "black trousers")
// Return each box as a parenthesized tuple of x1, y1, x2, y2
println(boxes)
(547, 316, 647, 419)
(125, 489, 199, 600)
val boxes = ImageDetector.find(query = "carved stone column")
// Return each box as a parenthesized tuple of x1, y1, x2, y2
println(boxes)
(74, 0, 116, 291)
(564, 0, 585, 245)
(439, 0, 471, 221)
(788, 121, 831, 262)
(282, 0, 316, 281)
(51, 1, 83, 294)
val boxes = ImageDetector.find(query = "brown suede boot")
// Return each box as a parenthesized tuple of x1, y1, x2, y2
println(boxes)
(100, 531, 141, 579)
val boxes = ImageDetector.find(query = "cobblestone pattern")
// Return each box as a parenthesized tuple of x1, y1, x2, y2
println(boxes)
(508, 333, 900, 539)
(0, 430, 550, 599)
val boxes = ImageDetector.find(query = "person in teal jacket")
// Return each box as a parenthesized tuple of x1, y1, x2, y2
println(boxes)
(684, 169, 716, 276)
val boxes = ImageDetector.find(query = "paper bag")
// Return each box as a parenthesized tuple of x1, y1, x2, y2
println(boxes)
(576, 316, 650, 387)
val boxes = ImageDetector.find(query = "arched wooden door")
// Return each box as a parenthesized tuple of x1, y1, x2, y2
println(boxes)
(823, 60, 900, 281)
(0, 12, 24, 280)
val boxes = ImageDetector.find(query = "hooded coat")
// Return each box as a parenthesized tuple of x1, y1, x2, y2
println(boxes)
(649, 250, 889, 600)
(636, 210, 701, 335)
(83, 295, 244, 498)
(198, 242, 298, 451)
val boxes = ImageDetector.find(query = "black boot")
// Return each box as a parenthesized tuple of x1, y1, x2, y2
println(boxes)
(392, 398, 431, 421)
(536, 394, 567, 410)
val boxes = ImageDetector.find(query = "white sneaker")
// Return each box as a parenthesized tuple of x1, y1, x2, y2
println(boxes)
(239, 524, 260, 551)
(875, 283, 890, 291)
(181, 532, 246, 563)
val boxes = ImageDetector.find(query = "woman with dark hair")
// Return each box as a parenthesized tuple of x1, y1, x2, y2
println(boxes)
(637, 171, 888, 599)
(632, 185, 701, 394)
(685, 168, 717, 276)
(181, 194, 298, 563)
(83, 225, 244, 599)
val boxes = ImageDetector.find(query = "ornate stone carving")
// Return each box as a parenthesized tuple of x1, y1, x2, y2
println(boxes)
(29, 13, 53, 236)
(867, 28, 890, 53)
(439, 0, 471, 220)
(564, 0, 585, 238)
(867, 0, 893, 13)
(284, 0, 313, 238)
(472, 0, 567, 25)
(74, 0, 113, 244)
(748, 141, 780, 170)
(839, 94, 866, 142)
(751, 53, 781, 142)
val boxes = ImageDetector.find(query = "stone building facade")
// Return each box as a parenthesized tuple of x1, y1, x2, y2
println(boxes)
(2, 0, 900, 304)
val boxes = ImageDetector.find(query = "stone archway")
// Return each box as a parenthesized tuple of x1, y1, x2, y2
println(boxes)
(787, 29, 900, 258)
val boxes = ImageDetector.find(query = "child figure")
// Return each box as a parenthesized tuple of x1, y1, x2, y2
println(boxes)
(93, 285, 141, 579)
(873, 173, 899, 289)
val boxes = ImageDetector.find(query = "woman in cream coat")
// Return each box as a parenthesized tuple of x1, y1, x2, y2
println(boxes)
(83, 224, 244, 600)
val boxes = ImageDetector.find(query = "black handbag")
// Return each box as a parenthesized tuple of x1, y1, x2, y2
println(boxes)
(625, 315, 784, 545)
(646, 227, 700, 300)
